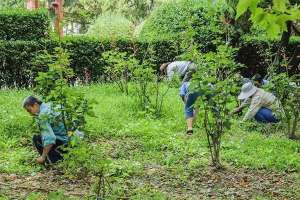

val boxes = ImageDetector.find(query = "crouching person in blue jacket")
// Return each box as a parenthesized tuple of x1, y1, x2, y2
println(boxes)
(23, 96, 69, 165)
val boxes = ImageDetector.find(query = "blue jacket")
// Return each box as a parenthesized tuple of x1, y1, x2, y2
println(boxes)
(37, 103, 69, 147)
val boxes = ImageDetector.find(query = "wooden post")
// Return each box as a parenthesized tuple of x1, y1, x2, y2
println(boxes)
(27, 0, 39, 10)
(52, 0, 64, 37)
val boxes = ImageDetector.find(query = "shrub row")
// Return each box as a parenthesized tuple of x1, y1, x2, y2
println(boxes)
(0, 37, 179, 87)
(0, 35, 299, 87)
(139, 0, 222, 52)
(237, 36, 300, 77)
(0, 9, 50, 41)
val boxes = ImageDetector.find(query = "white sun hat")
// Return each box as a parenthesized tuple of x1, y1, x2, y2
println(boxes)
(238, 82, 258, 100)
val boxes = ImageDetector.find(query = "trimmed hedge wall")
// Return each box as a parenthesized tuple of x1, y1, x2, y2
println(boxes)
(0, 8, 298, 88)
(237, 36, 300, 77)
(61, 36, 180, 82)
(0, 36, 298, 88)
(1, 8, 298, 88)
(61, 37, 131, 82)
(0, 40, 44, 87)
(0, 37, 180, 87)
(0, 9, 50, 40)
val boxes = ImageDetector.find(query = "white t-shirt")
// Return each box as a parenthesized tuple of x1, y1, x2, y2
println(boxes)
(167, 61, 191, 80)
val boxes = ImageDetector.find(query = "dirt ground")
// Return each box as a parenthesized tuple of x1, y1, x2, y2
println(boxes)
(0, 166, 299, 199)
(0, 169, 91, 199)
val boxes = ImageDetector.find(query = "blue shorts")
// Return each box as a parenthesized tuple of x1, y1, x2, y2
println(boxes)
(184, 92, 201, 118)
(254, 107, 279, 123)
(179, 82, 201, 119)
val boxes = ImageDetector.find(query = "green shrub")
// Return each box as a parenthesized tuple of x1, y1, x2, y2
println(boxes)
(60, 36, 133, 82)
(140, 2, 190, 40)
(237, 36, 300, 76)
(0, 9, 50, 40)
(191, 44, 241, 168)
(87, 13, 134, 39)
(0, 37, 179, 87)
(60, 140, 110, 179)
(0, 40, 48, 87)
(102, 50, 139, 94)
(0, 34, 298, 88)
(61, 37, 180, 81)
(139, 0, 223, 51)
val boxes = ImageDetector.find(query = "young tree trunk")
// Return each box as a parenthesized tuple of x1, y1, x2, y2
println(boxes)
(211, 132, 222, 169)
(27, 0, 39, 10)
(204, 107, 223, 169)
(289, 111, 299, 139)
(280, 21, 293, 49)
(287, 117, 292, 138)
(274, 21, 293, 65)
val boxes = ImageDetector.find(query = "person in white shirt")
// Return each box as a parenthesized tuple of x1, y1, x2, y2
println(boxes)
(231, 82, 280, 123)
(160, 61, 199, 134)
(160, 61, 197, 82)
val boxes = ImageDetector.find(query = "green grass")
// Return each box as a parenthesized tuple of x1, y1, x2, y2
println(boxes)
(0, 84, 299, 198)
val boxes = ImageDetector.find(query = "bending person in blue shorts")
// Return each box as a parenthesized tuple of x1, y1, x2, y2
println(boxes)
(160, 61, 197, 82)
(180, 82, 201, 135)
(160, 60, 199, 134)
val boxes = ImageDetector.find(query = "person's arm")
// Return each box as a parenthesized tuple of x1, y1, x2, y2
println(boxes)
(242, 96, 262, 121)
(37, 117, 56, 163)
(167, 70, 175, 80)
(231, 99, 249, 115)
(37, 144, 54, 164)
(231, 107, 244, 115)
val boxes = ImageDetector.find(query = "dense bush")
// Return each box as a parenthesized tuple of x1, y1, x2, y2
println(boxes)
(0, 36, 179, 87)
(61, 36, 138, 82)
(139, 0, 223, 51)
(0, 9, 50, 41)
(61, 37, 180, 82)
(0, 40, 47, 87)
(0, 35, 298, 88)
(139, 2, 190, 40)
(237, 36, 300, 77)
(87, 13, 134, 39)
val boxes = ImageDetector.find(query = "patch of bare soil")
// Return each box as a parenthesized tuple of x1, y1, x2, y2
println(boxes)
(0, 166, 298, 199)
(142, 165, 299, 199)
(0, 169, 92, 199)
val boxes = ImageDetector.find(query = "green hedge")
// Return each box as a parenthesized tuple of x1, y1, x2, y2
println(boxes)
(0, 9, 50, 40)
(0, 35, 298, 88)
(61, 36, 179, 82)
(0, 40, 43, 87)
(139, 0, 223, 52)
(237, 36, 300, 77)
(0, 37, 179, 87)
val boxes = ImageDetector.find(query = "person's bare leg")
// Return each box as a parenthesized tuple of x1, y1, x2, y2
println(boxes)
(186, 108, 199, 134)
(193, 108, 199, 122)
(186, 117, 194, 131)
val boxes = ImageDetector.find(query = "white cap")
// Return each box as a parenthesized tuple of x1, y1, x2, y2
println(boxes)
(238, 82, 257, 100)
